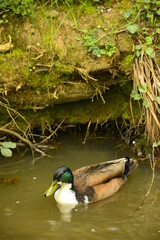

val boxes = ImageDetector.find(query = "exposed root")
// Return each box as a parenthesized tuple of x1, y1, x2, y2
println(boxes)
(133, 52, 160, 144)
(82, 120, 92, 144)
(0, 99, 32, 138)
(0, 35, 13, 53)
(75, 67, 98, 82)
(0, 98, 51, 162)
(39, 118, 66, 145)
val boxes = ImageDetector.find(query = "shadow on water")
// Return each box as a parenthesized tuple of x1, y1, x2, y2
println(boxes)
(0, 134, 160, 240)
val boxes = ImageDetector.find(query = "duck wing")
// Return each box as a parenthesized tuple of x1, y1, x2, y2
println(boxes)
(73, 157, 138, 203)
(73, 157, 137, 194)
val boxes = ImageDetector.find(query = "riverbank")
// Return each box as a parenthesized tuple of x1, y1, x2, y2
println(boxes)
(0, 0, 159, 154)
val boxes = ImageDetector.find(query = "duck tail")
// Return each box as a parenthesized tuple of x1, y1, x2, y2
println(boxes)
(123, 156, 138, 178)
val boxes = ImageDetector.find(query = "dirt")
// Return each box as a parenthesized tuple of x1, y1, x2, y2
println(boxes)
(0, 2, 158, 132)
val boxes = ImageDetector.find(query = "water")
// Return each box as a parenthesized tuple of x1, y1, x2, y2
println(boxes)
(0, 135, 160, 240)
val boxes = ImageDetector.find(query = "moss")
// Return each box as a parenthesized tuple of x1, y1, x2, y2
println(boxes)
(121, 0, 135, 10)
(120, 54, 134, 74)
(49, 85, 137, 124)
(27, 73, 42, 88)
(117, 33, 133, 53)
(0, 48, 28, 91)
(54, 61, 74, 75)
(0, 82, 141, 133)
(8, 49, 24, 60)
(78, 2, 96, 15)
(134, 135, 152, 155)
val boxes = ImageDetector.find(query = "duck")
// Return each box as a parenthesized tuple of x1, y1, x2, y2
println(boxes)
(44, 157, 138, 205)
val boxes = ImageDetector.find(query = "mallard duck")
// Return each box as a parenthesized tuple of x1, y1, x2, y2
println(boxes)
(44, 157, 137, 204)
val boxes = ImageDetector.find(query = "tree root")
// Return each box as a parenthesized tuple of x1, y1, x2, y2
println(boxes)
(0, 35, 13, 53)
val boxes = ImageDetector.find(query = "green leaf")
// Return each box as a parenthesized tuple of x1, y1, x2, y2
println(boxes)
(138, 87, 145, 93)
(127, 24, 138, 34)
(144, 47, 154, 58)
(153, 140, 160, 148)
(145, 36, 152, 45)
(135, 45, 141, 50)
(138, 84, 148, 93)
(157, 9, 160, 15)
(134, 94, 142, 100)
(2, 142, 16, 149)
(156, 28, 160, 34)
(143, 101, 150, 108)
(131, 90, 142, 100)
(123, 10, 132, 19)
(136, 50, 141, 57)
(0, 147, 12, 157)
(156, 96, 160, 104)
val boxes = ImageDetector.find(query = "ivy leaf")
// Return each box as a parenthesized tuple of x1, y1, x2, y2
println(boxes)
(127, 24, 138, 34)
(143, 101, 150, 108)
(138, 87, 145, 93)
(123, 10, 132, 19)
(134, 94, 141, 100)
(153, 140, 160, 148)
(0, 146, 12, 157)
(138, 84, 148, 93)
(136, 50, 141, 57)
(144, 47, 154, 58)
(156, 96, 160, 105)
(157, 9, 160, 15)
(135, 45, 141, 50)
(156, 28, 160, 34)
(131, 90, 142, 100)
(145, 36, 152, 45)
(2, 142, 16, 149)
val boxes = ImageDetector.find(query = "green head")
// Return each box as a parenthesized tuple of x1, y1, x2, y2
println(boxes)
(44, 166, 74, 197)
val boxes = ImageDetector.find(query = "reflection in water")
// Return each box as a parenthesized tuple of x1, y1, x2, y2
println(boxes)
(57, 202, 89, 222)
(57, 203, 78, 222)
(0, 135, 160, 240)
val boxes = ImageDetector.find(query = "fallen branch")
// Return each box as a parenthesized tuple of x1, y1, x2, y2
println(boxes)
(0, 128, 47, 160)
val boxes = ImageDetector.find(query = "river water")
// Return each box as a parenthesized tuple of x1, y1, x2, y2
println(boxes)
(0, 134, 160, 240)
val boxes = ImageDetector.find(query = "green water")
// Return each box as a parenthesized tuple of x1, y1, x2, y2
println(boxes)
(0, 135, 160, 240)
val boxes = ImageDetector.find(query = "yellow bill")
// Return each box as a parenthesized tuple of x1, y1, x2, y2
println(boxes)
(44, 180, 59, 197)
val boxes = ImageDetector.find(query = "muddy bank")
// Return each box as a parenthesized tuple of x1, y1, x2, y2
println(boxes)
(0, 2, 159, 136)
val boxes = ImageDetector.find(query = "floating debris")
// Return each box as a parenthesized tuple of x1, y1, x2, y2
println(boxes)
(0, 176, 19, 184)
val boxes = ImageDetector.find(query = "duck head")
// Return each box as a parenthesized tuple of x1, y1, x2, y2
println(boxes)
(44, 166, 74, 197)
